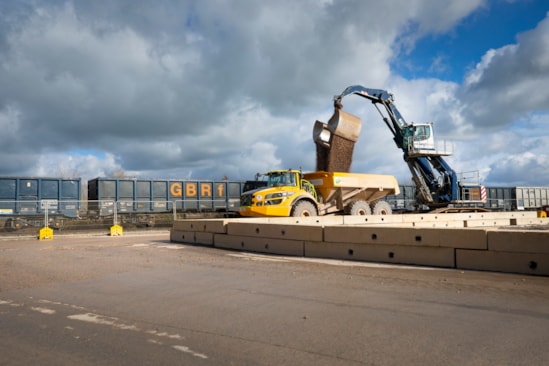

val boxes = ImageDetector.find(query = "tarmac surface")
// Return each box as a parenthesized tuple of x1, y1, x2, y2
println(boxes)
(1, 232, 549, 365)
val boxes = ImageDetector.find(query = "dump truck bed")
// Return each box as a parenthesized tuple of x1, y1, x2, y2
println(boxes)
(303, 171, 400, 204)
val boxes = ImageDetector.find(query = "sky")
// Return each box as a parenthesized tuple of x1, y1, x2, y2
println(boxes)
(1, 0, 548, 187)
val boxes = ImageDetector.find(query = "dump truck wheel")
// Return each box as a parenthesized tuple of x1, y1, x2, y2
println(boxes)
(372, 200, 392, 215)
(346, 200, 372, 215)
(292, 201, 317, 217)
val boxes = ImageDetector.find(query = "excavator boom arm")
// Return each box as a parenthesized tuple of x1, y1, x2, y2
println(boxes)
(334, 85, 408, 149)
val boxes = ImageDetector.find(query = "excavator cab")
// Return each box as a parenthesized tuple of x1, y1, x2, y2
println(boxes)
(403, 123, 436, 156)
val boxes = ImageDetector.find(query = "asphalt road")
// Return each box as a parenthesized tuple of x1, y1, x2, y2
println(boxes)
(1, 232, 548, 365)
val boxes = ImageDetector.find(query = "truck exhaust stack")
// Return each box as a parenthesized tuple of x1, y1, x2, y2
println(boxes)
(313, 109, 362, 172)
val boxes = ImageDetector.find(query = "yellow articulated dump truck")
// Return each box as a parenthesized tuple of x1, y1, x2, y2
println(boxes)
(239, 170, 400, 217)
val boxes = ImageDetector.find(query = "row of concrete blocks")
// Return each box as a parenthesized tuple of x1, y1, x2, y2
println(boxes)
(170, 212, 549, 276)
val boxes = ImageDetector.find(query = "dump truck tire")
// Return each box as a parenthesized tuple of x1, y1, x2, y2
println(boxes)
(372, 200, 392, 215)
(292, 201, 317, 217)
(346, 200, 372, 215)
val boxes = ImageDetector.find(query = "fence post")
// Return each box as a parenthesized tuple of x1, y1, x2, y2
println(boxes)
(114, 200, 118, 225)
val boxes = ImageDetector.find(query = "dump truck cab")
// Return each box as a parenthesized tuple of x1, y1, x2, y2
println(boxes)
(239, 170, 318, 217)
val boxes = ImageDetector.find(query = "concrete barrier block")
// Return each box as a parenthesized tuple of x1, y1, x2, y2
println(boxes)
(456, 249, 549, 276)
(323, 226, 487, 249)
(436, 228, 487, 250)
(378, 222, 415, 227)
(170, 230, 195, 244)
(173, 219, 211, 232)
(487, 230, 549, 253)
(324, 226, 394, 245)
(505, 211, 539, 219)
(403, 213, 475, 222)
(411, 220, 464, 228)
(227, 222, 323, 241)
(172, 220, 193, 231)
(305, 241, 455, 268)
(402, 213, 458, 222)
(343, 215, 403, 225)
(169, 229, 178, 242)
(214, 234, 304, 256)
(472, 212, 534, 220)
(512, 218, 549, 226)
(323, 226, 441, 246)
(267, 216, 344, 226)
(195, 232, 214, 246)
(202, 219, 231, 233)
(464, 219, 511, 228)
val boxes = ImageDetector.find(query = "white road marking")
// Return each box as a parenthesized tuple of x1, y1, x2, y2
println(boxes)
(38, 299, 86, 310)
(227, 253, 290, 262)
(288, 257, 440, 270)
(68, 313, 139, 331)
(157, 245, 183, 250)
(228, 253, 439, 270)
(30, 306, 56, 314)
(67, 310, 207, 359)
(172, 345, 208, 359)
(131, 243, 183, 250)
(0, 299, 23, 307)
(147, 330, 185, 340)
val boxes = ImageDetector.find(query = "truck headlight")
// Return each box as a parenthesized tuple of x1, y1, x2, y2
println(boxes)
(266, 192, 294, 199)
(264, 192, 294, 205)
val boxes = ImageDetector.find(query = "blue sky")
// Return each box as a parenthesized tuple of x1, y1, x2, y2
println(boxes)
(0, 0, 548, 188)
(395, 0, 549, 81)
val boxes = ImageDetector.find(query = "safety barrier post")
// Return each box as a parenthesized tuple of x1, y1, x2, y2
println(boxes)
(39, 200, 53, 240)
(110, 200, 123, 236)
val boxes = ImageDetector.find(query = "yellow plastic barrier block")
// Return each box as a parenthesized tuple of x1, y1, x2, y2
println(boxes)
(110, 225, 123, 236)
(39, 227, 53, 240)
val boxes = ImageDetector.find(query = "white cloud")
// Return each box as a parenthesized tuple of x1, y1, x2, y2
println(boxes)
(33, 152, 128, 180)
(459, 15, 549, 128)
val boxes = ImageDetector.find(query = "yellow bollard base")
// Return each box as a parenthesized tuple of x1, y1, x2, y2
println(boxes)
(110, 225, 123, 236)
(538, 210, 547, 218)
(39, 227, 54, 240)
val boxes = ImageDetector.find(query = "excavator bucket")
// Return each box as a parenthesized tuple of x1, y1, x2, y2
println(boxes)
(327, 108, 362, 142)
(314, 108, 362, 173)
(313, 109, 362, 145)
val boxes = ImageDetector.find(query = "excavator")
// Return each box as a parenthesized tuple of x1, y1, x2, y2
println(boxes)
(315, 85, 486, 211)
